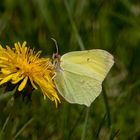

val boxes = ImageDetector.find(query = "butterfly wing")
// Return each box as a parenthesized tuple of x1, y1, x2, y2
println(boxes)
(61, 49, 114, 82)
(54, 49, 114, 106)
(54, 68, 102, 106)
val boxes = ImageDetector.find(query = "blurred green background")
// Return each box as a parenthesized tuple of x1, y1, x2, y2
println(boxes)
(0, 0, 140, 140)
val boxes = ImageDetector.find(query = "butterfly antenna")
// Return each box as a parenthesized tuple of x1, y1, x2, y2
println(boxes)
(51, 38, 59, 54)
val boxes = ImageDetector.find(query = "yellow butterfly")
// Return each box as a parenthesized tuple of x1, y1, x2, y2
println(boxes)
(53, 42, 114, 107)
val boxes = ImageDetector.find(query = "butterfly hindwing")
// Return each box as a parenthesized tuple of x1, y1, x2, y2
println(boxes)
(54, 67, 102, 106)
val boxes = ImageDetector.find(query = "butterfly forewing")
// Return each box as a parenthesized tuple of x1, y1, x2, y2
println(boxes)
(54, 66, 102, 106)
(61, 49, 114, 82)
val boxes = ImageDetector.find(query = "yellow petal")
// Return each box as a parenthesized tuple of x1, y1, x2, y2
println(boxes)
(0, 74, 13, 85)
(0, 45, 3, 50)
(15, 43, 20, 54)
(22, 41, 27, 48)
(0, 64, 8, 67)
(17, 42, 21, 48)
(1, 68, 12, 75)
(11, 72, 21, 81)
(12, 75, 24, 84)
(18, 76, 28, 91)
(0, 56, 8, 61)
(29, 77, 38, 89)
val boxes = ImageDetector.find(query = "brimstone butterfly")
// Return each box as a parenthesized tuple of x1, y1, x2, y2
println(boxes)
(53, 41, 114, 107)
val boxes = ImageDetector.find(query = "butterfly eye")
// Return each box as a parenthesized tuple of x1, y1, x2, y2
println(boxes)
(53, 53, 61, 60)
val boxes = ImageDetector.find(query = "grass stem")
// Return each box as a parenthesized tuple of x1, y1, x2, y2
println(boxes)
(81, 107, 90, 140)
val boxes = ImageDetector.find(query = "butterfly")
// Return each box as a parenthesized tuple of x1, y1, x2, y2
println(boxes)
(52, 41, 114, 107)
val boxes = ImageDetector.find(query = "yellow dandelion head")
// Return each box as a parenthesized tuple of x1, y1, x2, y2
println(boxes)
(0, 41, 60, 106)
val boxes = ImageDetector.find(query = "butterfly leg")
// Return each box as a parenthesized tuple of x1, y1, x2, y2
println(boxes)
(52, 72, 56, 79)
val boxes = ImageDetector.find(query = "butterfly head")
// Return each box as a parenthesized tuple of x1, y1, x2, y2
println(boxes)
(52, 52, 62, 71)
(51, 38, 62, 70)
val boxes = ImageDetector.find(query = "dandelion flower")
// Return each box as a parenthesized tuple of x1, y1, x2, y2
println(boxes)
(0, 41, 60, 106)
